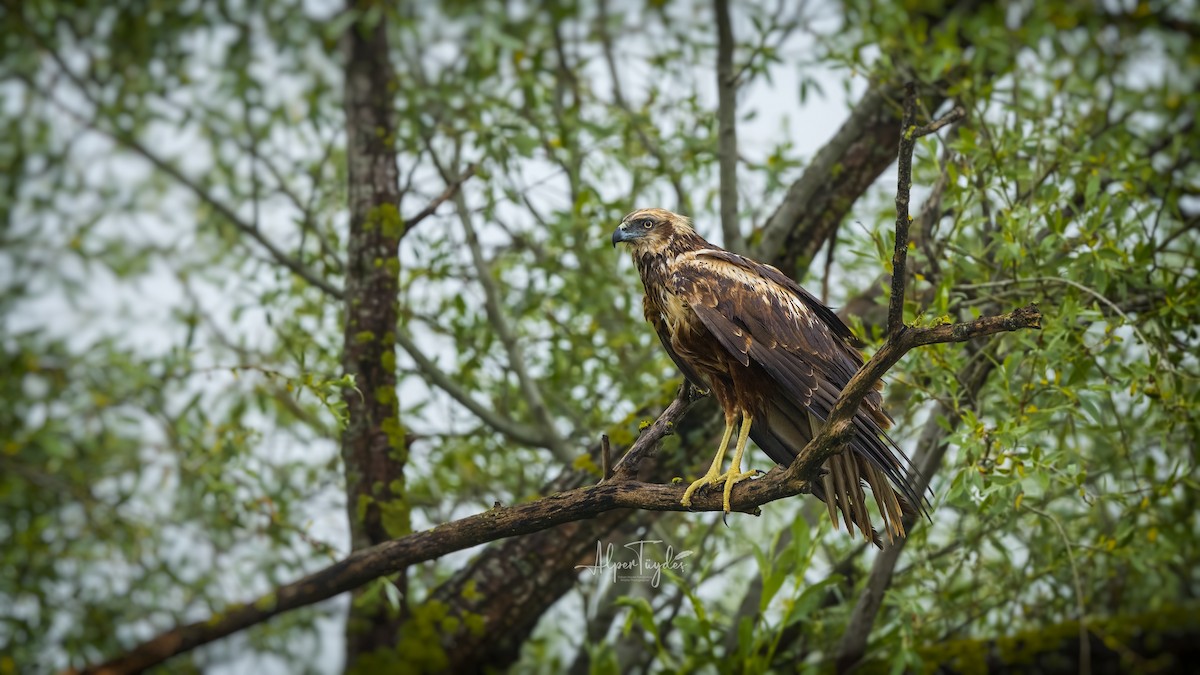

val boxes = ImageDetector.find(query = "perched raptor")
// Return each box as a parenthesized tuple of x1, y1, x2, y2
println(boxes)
(612, 208, 922, 544)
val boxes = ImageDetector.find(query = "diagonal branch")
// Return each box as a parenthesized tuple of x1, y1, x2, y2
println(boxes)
(394, 330, 554, 449)
(835, 341, 999, 670)
(451, 184, 571, 461)
(401, 163, 478, 239)
(597, 0, 691, 213)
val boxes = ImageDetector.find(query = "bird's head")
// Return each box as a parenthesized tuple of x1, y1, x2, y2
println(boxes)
(611, 208, 697, 254)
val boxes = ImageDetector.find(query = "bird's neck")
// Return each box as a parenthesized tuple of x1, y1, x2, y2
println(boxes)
(633, 250, 670, 288)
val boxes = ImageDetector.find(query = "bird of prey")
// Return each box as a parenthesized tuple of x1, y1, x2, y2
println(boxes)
(612, 208, 921, 544)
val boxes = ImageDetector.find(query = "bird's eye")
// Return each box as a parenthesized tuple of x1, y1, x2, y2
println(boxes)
(642, 219, 654, 229)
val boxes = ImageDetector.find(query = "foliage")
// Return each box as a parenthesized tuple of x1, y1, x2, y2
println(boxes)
(1, 0, 1197, 673)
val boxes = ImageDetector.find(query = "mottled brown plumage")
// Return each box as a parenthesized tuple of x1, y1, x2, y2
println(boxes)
(613, 208, 921, 545)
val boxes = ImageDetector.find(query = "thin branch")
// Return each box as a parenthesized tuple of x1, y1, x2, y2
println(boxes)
(889, 83, 965, 336)
(610, 383, 705, 481)
(955, 276, 1169, 370)
(402, 163, 478, 239)
(1025, 504, 1091, 675)
(835, 341, 998, 670)
(412, 135, 569, 457)
(455, 192, 570, 462)
(600, 434, 612, 481)
(912, 105, 966, 138)
(820, 225, 838, 303)
(394, 330, 551, 449)
(781, 304, 1041, 488)
(714, 0, 744, 252)
(730, 0, 804, 85)
(597, 0, 691, 212)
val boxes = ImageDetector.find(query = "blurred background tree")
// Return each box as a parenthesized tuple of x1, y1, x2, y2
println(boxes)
(1, 0, 1197, 673)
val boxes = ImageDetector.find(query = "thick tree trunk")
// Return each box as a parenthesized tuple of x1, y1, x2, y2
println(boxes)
(340, 2, 408, 669)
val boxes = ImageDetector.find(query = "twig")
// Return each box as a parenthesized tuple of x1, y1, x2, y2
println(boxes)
(600, 434, 612, 481)
(820, 225, 838, 303)
(611, 383, 703, 481)
(454, 191, 570, 462)
(782, 304, 1041, 487)
(415, 137, 569, 460)
(402, 163, 478, 238)
(394, 330, 551, 449)
(955, 276, 1171, 371)
(889, 83, 966, 336)
(714, 0, 744, 253)
(597, 0, 691, 212)
(835, 342, 999, 670)
(912, 106, 966, 139)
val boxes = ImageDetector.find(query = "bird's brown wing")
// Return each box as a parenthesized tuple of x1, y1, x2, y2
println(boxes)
(670, 249, 922, 542)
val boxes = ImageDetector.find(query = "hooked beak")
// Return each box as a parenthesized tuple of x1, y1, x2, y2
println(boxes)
(612, 223, 635, 248)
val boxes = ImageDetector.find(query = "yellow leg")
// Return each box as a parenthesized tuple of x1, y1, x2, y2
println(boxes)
(681, 420, 735, 508)
(680, 413, 759, 512)
(721, 414, 757, 513)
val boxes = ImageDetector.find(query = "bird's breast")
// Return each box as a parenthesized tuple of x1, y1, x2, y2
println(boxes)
(657, 288, 697, 334)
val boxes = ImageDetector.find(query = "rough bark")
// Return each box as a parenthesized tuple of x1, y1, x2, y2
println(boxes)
(340, 2, 408, 669)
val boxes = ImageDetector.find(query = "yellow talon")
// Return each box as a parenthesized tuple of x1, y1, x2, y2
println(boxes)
(681, 413, 757, 513)
(681, 420, 733, 507)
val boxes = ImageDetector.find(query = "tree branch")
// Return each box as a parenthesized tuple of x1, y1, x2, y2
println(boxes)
(454, 191, 571, 461)
(394, 330, 553, 449)
(597, 0, 691, 213)
(400, 163, 478, 239)
(888, 82, 966, 336)
(835, 341, 999, 670)
(79, 300, 1040, 674)
(714, 0, 744, 252)
(783, 305, 1040, 482)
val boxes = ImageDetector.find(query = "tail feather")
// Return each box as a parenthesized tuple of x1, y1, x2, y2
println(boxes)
(749, 397, 921, 547)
